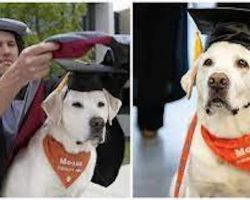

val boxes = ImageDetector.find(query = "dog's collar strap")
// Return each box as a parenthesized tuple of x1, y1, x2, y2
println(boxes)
(174, 114, 198, 197)
(201, 125, 250, 173)
(43, 135, 90, 188)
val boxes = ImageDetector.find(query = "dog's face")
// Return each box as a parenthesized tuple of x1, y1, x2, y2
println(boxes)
(182, 41, 250, 115)
(42, 87, 122, 145)
(62, 90, 110, 144)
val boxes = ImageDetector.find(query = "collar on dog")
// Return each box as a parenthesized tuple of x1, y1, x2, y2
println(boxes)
(201, 126, 250, 173)
(174, 114, 197, 197)
(43, 135, 90, 188)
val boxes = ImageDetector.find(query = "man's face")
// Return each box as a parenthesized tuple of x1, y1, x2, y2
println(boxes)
(0, 31, 19, 75)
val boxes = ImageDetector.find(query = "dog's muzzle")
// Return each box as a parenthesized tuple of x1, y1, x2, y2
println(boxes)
(208, 72, 229, 93)
(205, 72, 234, 115)
(89, 116, 105, 141)
(207, 72, 230, 107)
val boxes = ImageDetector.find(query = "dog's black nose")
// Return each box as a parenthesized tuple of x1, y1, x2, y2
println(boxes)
(89, 117, 105, 131)
(208, 72, 229, 90)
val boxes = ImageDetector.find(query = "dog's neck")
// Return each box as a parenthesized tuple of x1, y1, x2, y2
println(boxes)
(48, 125, 95, 154)
(197, 102, 250, 139)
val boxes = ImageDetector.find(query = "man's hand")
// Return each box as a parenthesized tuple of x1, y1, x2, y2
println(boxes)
(12, 42, 59, 86)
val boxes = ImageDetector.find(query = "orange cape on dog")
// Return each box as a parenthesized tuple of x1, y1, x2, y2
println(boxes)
(43, 135, 90, 188)
(201, 126, 250, 173)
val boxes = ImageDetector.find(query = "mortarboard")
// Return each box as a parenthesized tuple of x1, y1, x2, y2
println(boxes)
(55, 59, 127, 96)
(0, 18, 31, 36)
(189, 7, 250, 50)
(45, 32, 129, 97)
(45, 32, 129, 69)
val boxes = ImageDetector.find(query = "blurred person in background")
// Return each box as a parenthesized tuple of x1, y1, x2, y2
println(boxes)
(133, 3, 188, 138)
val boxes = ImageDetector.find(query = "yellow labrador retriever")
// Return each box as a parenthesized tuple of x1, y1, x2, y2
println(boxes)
(2, 86, 121, 197)
(171, 41, 250, 197)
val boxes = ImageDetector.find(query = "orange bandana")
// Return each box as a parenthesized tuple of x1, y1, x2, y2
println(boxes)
(43, 135, 90, 188)
(201, 126, 250, 173)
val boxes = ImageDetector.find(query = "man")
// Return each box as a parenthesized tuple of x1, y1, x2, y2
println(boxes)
(0, 18, 59, 187)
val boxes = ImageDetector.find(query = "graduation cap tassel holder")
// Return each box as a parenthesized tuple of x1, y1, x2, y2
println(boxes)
(55, 72, 70, 93)
(193, 31, 203, 61)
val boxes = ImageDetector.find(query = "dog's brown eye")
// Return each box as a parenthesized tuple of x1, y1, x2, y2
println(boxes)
(203, 58, 213, 66)
(236, 59, 249, 69)
(98, 102, 105, 108)
(72, 102, 83, 108)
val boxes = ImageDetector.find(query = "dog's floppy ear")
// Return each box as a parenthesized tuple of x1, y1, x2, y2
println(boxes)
(42, 86, 68, 125)
(181, 54, 203, 99)
(103, 89, 122, 125)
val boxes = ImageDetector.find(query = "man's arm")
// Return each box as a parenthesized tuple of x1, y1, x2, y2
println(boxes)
(0, 66, 26, 115)
(0, 42, 59, 115)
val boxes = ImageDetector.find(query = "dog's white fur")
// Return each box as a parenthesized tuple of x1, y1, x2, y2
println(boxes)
(170, 41, 250, 197)
(1, 86, 122, 197)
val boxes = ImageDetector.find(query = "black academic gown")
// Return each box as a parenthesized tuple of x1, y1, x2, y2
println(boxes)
(133, 3, 188, 131)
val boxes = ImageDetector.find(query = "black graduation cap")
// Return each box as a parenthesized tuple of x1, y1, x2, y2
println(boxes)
(0, 18, 31, 36)
(189, 7, 250, 50)
(55, 59, 128, 97)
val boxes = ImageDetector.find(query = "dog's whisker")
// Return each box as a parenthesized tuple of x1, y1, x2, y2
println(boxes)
(205, 99, 242, 116)
(243, 102, 250, 109)
(76, 141, 83, 145)
(231, 109, 239, 115)
(227, 102, 250, 115)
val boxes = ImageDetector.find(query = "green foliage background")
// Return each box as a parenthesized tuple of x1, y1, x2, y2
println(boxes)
(0, 3, 87, 77)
